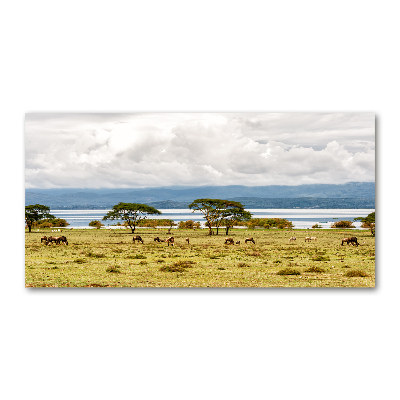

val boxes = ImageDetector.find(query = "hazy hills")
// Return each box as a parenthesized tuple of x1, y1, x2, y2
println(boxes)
(25, 182, 375, 209)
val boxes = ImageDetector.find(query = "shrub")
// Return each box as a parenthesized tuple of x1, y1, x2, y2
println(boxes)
(106, 266, 121, 273)
(345, 269, 369, 277)
(160, 260, 195, 272)
(277, 268, 301, 275)
(89, 220, 104, 229)
(331, 220, 355, 229)
(159, 265, 185, 272)
(127, 254, 146, 259)
(305, 266, 325, 273)
(86, 251, 106, 258)
(244, 218, 294, 229)
(178, 220, 201, 229)
(173, 260, 195, 268)
(312, 255, 330, 261)
(238, 262, 250, 268)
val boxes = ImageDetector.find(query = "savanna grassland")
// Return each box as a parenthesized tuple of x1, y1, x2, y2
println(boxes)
(25, 228, 375, 288)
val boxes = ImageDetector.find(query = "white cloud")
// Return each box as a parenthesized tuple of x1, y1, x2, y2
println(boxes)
(25, 113, 375, 188)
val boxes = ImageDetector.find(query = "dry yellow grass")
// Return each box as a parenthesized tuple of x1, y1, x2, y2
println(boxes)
(25, 228, 375, 287)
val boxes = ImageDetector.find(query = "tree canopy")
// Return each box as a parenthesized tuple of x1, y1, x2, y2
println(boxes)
(220, 208, 252, 235)
(102, 202, 161, 233)
(25, 204, 55, 233)
(188, 199, 251, 235)
(354, 212, 375, 236)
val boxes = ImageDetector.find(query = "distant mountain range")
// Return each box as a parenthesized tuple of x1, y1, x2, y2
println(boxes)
(25, 182, 375, 209)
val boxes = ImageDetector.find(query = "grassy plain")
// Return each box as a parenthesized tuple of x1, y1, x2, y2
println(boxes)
(25, 228, 375, 288)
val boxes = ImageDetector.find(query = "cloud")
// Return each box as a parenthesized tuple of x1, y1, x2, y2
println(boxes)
(25, 113, 375, 188)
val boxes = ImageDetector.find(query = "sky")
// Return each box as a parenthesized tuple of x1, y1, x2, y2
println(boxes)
(25, 112, 375, 189)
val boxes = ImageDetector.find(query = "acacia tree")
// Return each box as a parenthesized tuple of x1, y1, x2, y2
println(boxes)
(102, 202, 161, 233)
(25, 204, 55, 233)
(221, 208, 252, 236)
(355, 212, 375, 236)
(188, 199, 248, 235)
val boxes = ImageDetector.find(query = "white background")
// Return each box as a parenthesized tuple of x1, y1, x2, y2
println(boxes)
(1, 1, 398, 399)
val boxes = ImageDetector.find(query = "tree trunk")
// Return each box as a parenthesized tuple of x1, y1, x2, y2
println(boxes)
(225, 226, 230, 236)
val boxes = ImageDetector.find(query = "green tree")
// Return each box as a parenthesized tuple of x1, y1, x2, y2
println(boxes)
(331, 220, 355, 229)
(188, 199, 247, 235)
(221, 208, 252, 235)
(354, 212, 375, 236)
(38, 218, 69, 228)
(89, 220, 104, 229)
(178, 220, 201, 229)
(102, 202, 161, 233)
(242, 218, 293, 229)
(137, 218, 176, 228)
(25, 204, 55, 233)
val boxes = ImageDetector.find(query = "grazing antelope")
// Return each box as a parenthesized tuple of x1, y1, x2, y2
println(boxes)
(310, 237, 317, 241)
(245, 237, 255, 244)
(289, 236, 296, 242)
(305, 237, 311, 242)
(225, 238, 234, 245)
(236, 241, 240, 245)
(166, 237, 174, 246)
(185, 237, 190, 244)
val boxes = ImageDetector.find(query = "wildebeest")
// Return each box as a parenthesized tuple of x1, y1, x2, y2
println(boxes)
(45, 236, 68, 245)
(166, 236, 174, 246)
(245, 237, 255, 244)
(342, 237, 359, 246)
(57, 236, 68, 245)
(225, 237, 234, 245)
(289, 236, 296, 242)
(132, 235, 144, 243)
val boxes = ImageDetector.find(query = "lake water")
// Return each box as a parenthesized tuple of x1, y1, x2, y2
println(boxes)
(51, 208, 374, 230)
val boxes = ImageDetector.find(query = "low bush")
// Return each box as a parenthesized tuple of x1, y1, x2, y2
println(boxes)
(305, 266, 325, 273)
(106, 266, 121, 273)
(129, 254, 146, 259)
(160, 260, 195, 272)
(277, 268, 301, 275)
(86, 251, 106, 258)
(345, 269, 369, 277)
(238, 262, 251, 268)
(159, 265, 185, 272)
(331, 220, 355, 229)
(173, 260, 195, 268)
(312, 255, 330, 261)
